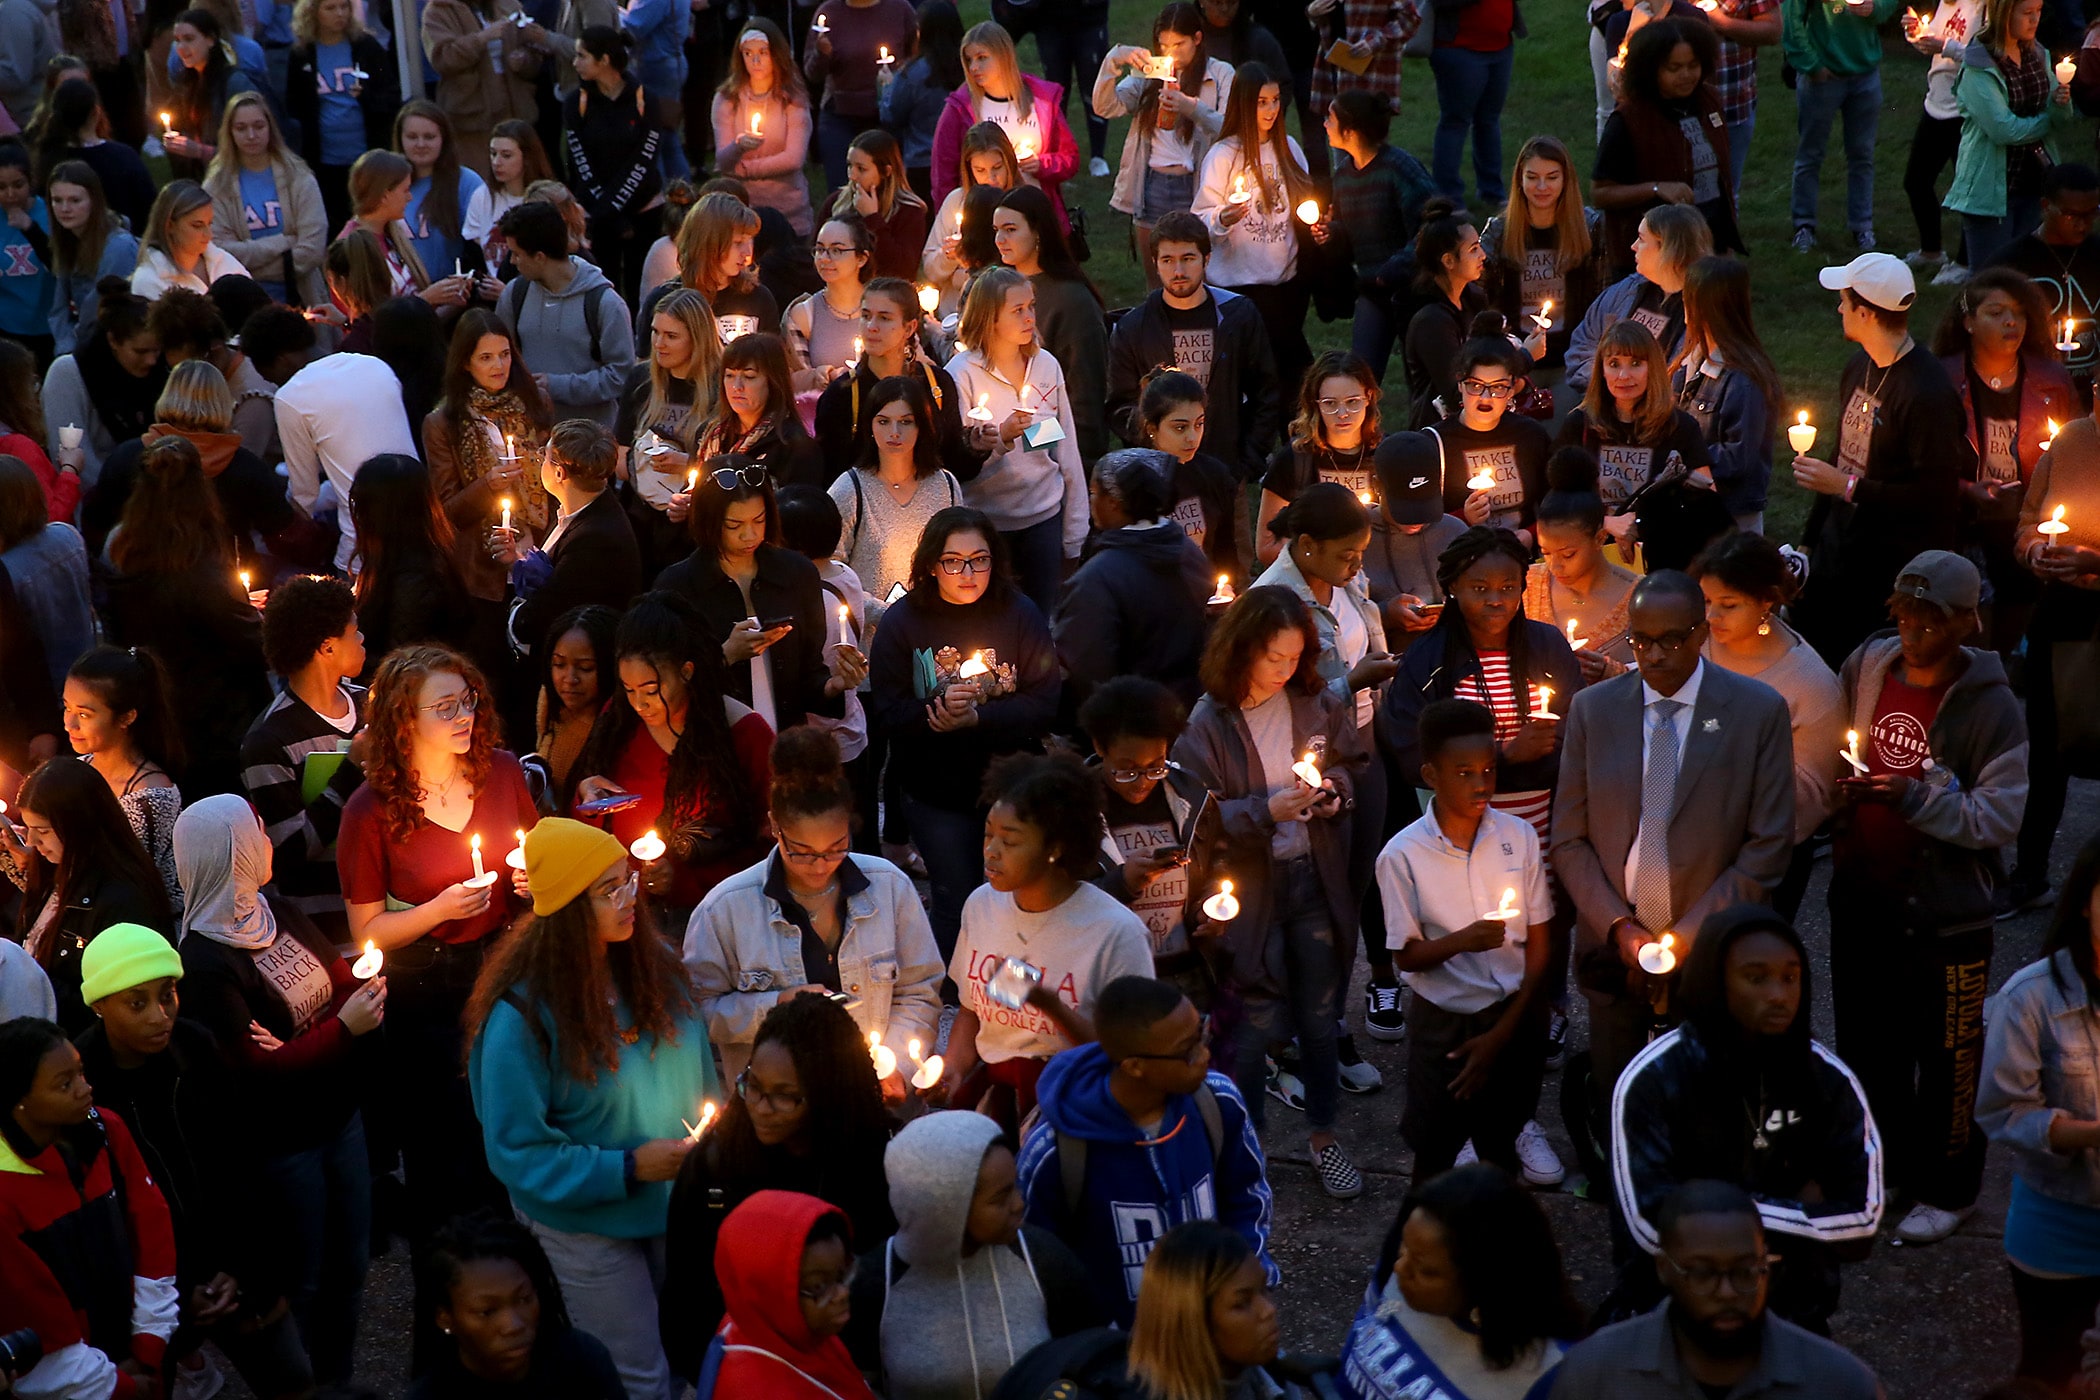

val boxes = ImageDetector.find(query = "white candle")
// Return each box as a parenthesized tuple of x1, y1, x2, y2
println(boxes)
(682, 1100, 719, 1140)
(1014, 136, 1036, 160)
(1566, 618, 1586, 651)
(1202, 879, 1241, 921)
(686, 468, 699, 492)
(852, 336, 863, 361)
(1295, 199, 1321, 225)
(2062, 319, 2080, 351)
(1291, 749, 1322, 788)
(1208, 574, 1236, 606)
(1229, 172, 1250, 203)
(1532, 685, 1557, 720)
(239, 569, 251, 592)
(958, 651, 990, 679)
(470, 832, 485, 879)
(630, 829, 667, 863)
(506, 828, 527, 871)
(877, 43, 893, 65)
(500, 497, 512, 532)
(812, 12, 827, 30)
(2060, 53, 2078, 85)
(351, 940, 383, 979)
(453, 257, 463, 279)
(1842, 729, 1868, 775)
(1637, 932, 1678, 974)
(1787, 410, 1816, 456)
(868, 1031, 897, 1079)
(59, 424, 82, 450)
(1466, 467, 1497, 491)
(968, 391, 994, 423)
(159, 111, 174, 137)
(2042, 503, 2071, 536)
(918, 284, 940, 314)
(504, 433, 516, 460)
(750, 108, 763, 136)
(1486, 886, 1522, 921)
(838, 601, 855, 646)
(1533, 298, 1554, 331)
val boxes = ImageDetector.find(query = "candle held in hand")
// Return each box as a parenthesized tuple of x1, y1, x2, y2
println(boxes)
(958, 651, 991, 679)
(968, 391, 993, 423)
(1786, 411, 1816, 455)
(500, 497, 512, 532)
(506, 828, 527, 871)
(1532, 685, 1557, 720)
(1291, 749, 1322, 788)
(910, 1051, 944, 1090)
(1229, 172, 1250, 203)
(629, 829, 667, 863)
(681, 1100, 719, 1140)
(1637, 932, 1678, 974)
(1533, 299, 1553, 330)
(1202, 879, 1241, 922)
(686, 468, 699, 491)
(2061, 53, 2078, 84)
(1208, 574, 1236, 606)
(877, 43, 893, 64)
(1566, 618, 1586, 650)
(1295, 199, 1321, 225)
(351, 940, 383, 979)
(868, 1032, 898, 1079)
(470, 833, 485, 879)
(918, 284, 940, 314)
(2042, 504, 2071, 536)
(750, 108, 763, 136)
(1842, 729, 1868, 775)
(1487, 886, 1522, 921)
(2062, 319, 2081, 352)
(1466, 467, 1497, 492)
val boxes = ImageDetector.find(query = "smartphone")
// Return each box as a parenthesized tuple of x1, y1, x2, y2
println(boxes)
(1154, 846, 1188, 865)
(886, 581, 907, 603)
(576, 792, 645, 815)
(1417, 602, 1445, 620)
(759, 614, 796, 631)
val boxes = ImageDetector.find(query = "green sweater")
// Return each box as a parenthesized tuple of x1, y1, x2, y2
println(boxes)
(1782, 0, 1899, 77)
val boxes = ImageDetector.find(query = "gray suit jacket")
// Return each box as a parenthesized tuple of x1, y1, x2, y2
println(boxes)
(1550, 662, 1795, 993)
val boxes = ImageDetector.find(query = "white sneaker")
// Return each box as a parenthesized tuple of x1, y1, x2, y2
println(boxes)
(1454, 1139, 1479, 1167)
(1894, 1201, 1973, 1244)
(1087, 156, 1111, 178)
(171, 1353, 224, 1400)
(1516, 1120, 1566, 1187)
(1932, 261, 1972, 286)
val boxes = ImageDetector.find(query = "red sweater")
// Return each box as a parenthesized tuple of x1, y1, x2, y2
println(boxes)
(0, 1107, 178, 1400)
(337, 750, 541, 945)
(0, 431, 76, 523)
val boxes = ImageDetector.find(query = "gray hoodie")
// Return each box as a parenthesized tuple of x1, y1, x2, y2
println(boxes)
(876, 1111, 1057, 1400)
(495, 256, 636, 429)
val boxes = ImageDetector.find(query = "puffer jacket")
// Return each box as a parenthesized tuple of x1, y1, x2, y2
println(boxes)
(683, 851, 944, 1078)
(1831, 633, 2028, 933)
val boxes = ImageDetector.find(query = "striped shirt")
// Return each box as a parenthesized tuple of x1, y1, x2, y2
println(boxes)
(239, 683, 366, 922)
(1450, 650, 1557, 844)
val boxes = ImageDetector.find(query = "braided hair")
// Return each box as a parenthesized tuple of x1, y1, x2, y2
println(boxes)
(1430, 525, 1538, 721)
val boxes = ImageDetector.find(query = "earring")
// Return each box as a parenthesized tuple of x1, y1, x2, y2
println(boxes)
(1757, 614, 1772, 636)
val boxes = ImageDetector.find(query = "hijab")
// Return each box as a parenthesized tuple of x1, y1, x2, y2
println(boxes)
(173, 793, 279, 950)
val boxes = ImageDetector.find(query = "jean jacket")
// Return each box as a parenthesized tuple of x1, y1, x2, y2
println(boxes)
(1980, 948, 2100, 1208)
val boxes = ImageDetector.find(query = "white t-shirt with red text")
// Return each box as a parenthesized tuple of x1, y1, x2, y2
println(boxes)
(951, 881, 1156, 1063)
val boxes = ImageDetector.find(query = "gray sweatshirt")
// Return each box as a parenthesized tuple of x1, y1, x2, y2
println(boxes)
(495, 256, 635, 428)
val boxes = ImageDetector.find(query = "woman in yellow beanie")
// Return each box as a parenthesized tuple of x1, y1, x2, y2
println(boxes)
(462, 817, 718, 1400)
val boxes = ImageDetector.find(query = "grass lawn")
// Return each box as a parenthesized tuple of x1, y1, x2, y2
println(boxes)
(970, 0, 1955, 542)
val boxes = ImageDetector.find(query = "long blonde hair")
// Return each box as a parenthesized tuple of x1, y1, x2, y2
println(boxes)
(1497, 135, 1591, 275)
(290, 0, 363, 44)
(642, 288, 722, 451)
(1126, 1223, 1261, 1400)
(961, 21, 1032, 121)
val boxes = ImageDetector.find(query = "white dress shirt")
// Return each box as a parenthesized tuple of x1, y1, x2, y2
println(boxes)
(274, 352, 418, 572)
(1623, 658, 1705, 908)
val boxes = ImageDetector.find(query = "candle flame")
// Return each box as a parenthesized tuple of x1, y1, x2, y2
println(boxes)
(2056, 504, 2068, 524)
(1797, 409, 1809, 426)
(351, 940, 383, 978)
(1295, 198, 1321, 225)
(471, 833, 481, 853)
(683, 1100, 719, 1139)
(751, 109, 762, 135)
(239, 569, 251, 590)
(1496, 886, 1517, 917)
(958, 650, 991, 678)
(918, 284, 940, 313)
(2049, 418, 2063, 438)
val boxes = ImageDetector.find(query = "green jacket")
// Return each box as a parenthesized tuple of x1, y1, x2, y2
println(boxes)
(1945, 40, 2075, 218)
(1781, 0, 1899, 77)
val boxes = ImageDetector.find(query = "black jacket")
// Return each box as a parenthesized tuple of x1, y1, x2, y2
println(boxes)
(286, 36, 398, 169)
(356, 550, 478, 673)
(1052, 523, 1213, 708)
(39, 875, 174, 1036)
(103, 561, 271, 798)
(83, 437, 295, 563)
(654, 542, 845, 726)
(509, 488, 644, 657)
(0, 564, 57, 771)
(813, 358, 987, 487)
(1106, 288, 1281, 483)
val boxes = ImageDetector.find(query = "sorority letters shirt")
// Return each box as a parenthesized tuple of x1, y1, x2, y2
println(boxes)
(950, 881, 1155, 1063)
(313, 41, 366, 166)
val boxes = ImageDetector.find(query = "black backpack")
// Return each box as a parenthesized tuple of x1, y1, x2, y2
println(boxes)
(1052, 1084, 1225, 1220)
(503, 275, 611, 366)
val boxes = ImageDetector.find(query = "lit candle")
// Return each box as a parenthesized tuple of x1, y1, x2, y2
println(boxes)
(1637, 931, 1678, 975)
(159, 110, 174, 136)
(1014, 136, 1036, 160)
(1486, 886, 1522, 922)
(2062, 319, 2081, 352)
(2042, 503, 2071, 536)
(686, 468, 699, 491)
(1295, 198, 1321, 225)
(1291, 749, 1323, 788)
(239, 569, 251, 592)
(504, 433, 516, 460)
(630, 829, 667, 863)
(1208, 574, 1236, 606)
(968, 391, 994, 423)
(1018, 383, 1034, 416)
(1611, 39, 1628, 71)
(910, 1050, 944, 1090)
(1533, 298, 1554, 331)
(1842, 729, 1868, 775)
(1697, 0, 1716, 10)
(1149, 53, 1175, 79)
(1532, 685, 1557, 720)
(877, 43, 894, 66)
(351, 940, 383, 979)
(852, 336, 863, 361)
(812, 12, 827, 31)
(838, 600, 855, 646)
(1358, 489, 1374, 505)
(1202, 879, 1241, 922)
(1786, 410, 1816, 456)
(1229, 172, 1250, 203)
(470, 832, 485, 879)
(1566, 618, 1586, 651)
(750, 108, 763, 136)
(1466, 466, 1497, 492)
(958, 651, 991, 679)
(918, 284, 940, 314)
(681, 1100, 719, 1140)
(2046, 417, 2065, 452)
(2060, 53, 2078, 85)
(868, 1031, 897, 1079)
(500, 497, 512, 532)
(506, 828, 527, 870)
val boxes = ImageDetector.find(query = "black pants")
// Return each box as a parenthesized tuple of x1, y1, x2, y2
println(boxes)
(1028, 5, 1110, 158)
(1903, 109, 1963, 257)
(2011, 1265, 2100, 1385)
(2017, 585, 2100, 881)
(1828, 892, 1990, 1210)
(1402, 993, 1545, 1183)
(1226, 279, 1313, 404)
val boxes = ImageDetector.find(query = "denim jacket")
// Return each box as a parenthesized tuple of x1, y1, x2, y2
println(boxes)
(683, 851, 944, 1078)
(1254, 547, 1389, 725)
(1980, 949, 2100, 1207)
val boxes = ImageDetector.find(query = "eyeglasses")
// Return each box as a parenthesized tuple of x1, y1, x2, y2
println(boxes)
(417, 690, 480, 722)
(799, 1261, 859, 1302)
(781, 836, 852, 865)
(707, 462, 770, 491)
(1662, 1252, 1770, 1294)
(812, 243, 859, 259)
(1317, 395, 1368, 415)
(1629, 627, 1700, 654)
(1127, 1037, 1208, 1066)
(735, 1067, 806, 1113)
(591, 872, 638, 907)
(937, 553, 995, 576)
(1107, 761, 1172, 785)
(1460, 378, 1517, 400)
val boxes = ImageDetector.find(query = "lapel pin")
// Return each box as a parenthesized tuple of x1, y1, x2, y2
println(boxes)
(1703, 718, 1720, 733)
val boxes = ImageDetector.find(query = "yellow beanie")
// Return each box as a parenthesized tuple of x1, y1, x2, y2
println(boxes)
(525, 818, 629, 915)
(79, 923, 183, 1004)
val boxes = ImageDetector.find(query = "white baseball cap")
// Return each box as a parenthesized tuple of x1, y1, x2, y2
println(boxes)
(1817, 252, 1916, 312)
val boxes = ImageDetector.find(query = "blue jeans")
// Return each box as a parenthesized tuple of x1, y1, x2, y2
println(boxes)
(905, 794, 983, 961)
(1229, 856, 1342, 1133)
(1790, 68, 1881, 233)
(261, 1113, 371, 1387)
(1031, 7, 1110, 158)
(1963, 196, 2043, 273)
(1351, 293, 1401, 386)
(1726, 113, 1755, 202)
(1000, 516, 1065, 619)
(1428, 44, 1514, 205)
(817, 108, 861, 195)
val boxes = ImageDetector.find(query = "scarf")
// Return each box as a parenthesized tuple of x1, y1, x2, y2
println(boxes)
(76, 332, 167, 444)
(173, 793, 280, 950)
(458, 387, 554, 535)
(697, 412, 780, 463)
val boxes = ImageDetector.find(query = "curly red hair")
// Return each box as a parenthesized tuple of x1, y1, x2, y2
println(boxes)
(362, 645, 501, 845)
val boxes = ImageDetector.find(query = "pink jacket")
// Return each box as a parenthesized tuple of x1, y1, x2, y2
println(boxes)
(929, 74, 1075, 230)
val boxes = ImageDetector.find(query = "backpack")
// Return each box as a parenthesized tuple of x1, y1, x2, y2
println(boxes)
(1054, 1084, 1225, 1221)
(504, 274, 610, 366)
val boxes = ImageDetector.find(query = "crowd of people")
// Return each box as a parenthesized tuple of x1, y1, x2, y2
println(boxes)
(4, 0, 2100, 1394)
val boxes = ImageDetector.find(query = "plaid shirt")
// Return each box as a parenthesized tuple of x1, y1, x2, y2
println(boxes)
(1713, 0, 1778, 125)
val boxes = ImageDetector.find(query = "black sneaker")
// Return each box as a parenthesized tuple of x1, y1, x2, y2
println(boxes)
(1544, 1005, 1569, 1072)
(1336, 1033, 1383, 1093)
(1363, 980, 1406, 1042)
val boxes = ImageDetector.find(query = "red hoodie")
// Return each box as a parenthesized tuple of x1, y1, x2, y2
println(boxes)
(712, 1190, 877, 1400)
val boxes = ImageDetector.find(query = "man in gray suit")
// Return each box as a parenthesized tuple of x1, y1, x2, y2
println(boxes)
(1551, 570, 1796, 1100)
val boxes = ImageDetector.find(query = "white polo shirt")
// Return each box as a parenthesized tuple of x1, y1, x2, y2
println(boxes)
(1376, 803, 1550, 1015)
